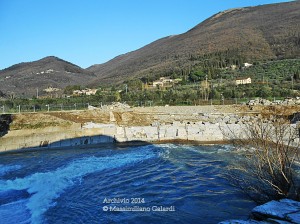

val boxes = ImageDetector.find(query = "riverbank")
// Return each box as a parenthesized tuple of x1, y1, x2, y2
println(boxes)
(1, 104, 299, 152)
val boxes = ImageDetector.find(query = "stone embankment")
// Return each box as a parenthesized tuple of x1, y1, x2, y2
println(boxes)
(220, 199, 300, 224)
(0, 112, 246, 152)
(0, 104, 299, 152)
(247, 97, 300, 106)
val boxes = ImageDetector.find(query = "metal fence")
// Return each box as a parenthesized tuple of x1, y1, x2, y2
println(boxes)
(0, 98, 250, 114)
(0, 103, 91, 114)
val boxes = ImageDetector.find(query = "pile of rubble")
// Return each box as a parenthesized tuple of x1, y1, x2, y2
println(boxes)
(246, 98, 300, 106)
(107, 102, 131, 110)
(87, 102, 131, 110)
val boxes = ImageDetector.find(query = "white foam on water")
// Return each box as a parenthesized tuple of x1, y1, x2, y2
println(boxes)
(157, 143, 234, 156)
(157, 144, 203, 156)
(217, 145, 234, 153)
(0, 147, 157, 224)
(156, 143, 181, 149)
(0, 165, 22, 177)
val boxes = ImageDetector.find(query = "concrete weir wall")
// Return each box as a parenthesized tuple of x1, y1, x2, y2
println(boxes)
(0, 120, 246, 152)
(0, 124, 116, 152)
(115, 122, 242, 142)
(1, 110, 298, 152)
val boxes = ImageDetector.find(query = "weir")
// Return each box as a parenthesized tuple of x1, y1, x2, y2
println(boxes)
(1, 105, 299, 152)
(0, 121, 244, 152)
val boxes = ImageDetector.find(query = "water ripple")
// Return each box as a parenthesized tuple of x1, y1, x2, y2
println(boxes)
(0, 144, 255, 224)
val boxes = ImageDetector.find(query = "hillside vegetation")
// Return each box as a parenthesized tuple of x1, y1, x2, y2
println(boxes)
(88, 1, 300, 84)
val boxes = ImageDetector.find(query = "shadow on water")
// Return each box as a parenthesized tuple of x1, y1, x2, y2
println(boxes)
(0, 114, 13, 137)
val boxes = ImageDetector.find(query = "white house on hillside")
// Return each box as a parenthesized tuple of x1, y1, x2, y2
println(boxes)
(243, 63, 253, 68)
(73, 88, 98, 96)
(235, 77, 252, 85)
(153, 77, 174, 87)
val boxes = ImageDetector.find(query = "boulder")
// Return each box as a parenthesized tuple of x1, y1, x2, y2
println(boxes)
(252, 199, 300, 220)
(219, 220, 262, 224)
(220, 199, 300, 224)
(88, 105, 98, 110)
(286, 212, 300, 223)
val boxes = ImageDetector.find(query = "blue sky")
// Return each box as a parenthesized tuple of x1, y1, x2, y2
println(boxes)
(0, 0, 293, 69)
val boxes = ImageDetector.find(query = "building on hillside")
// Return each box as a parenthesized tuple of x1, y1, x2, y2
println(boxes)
(243, 63, 253, 68)
(43, 87, 60, 93)
(235, 77, 252, 85)
(72, 88, 98, 96)
(152, 77, 175, 88)
(84, 89, 98, 96)
(152, 80, 164, 88)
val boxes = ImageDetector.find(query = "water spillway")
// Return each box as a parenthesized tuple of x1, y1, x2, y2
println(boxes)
(0, 144, 255, 224)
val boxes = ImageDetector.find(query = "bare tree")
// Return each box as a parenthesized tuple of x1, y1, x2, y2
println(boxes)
(225, 111, 300, 203)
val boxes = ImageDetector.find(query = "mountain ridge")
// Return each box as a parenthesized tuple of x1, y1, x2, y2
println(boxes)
(0, 56, 95, 97)
(87, 0, 300, 84)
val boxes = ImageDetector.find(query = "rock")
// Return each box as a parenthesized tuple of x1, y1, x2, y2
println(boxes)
(260, 99, 272, 106)
(220, 199, 300, 224)
(151, 122, 160, 127)
(244, 97, 300, 106)
(88, 105, 98, 110)
(243, 116, 251, 122)
(227, 115, 238, 124)
(280, 199, 300, 208)
(219, 220, 263, 224)
(252, 199, 300, 220)
(286, 211, 300, 223)
(106, 102, 131, 109)
(223, 116, 231, 123)
(216, 117, 225, 123)
(109, 111, 116, 122)
(266, 218, 293, 224)
(273, 100, 283, 105)
(247, 100, 257, 106)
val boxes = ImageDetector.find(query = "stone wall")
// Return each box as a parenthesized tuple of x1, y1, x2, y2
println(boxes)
(0, 112, 298, 152)
(0, 121, 239, 152)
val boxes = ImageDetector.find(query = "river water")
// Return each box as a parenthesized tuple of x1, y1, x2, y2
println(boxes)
(0, 144, 256, 224)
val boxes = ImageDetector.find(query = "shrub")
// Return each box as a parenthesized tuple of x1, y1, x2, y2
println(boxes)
(226, 111, 300, 203)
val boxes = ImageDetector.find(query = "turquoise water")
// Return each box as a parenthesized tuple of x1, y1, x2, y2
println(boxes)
(0, 144, 255, 223)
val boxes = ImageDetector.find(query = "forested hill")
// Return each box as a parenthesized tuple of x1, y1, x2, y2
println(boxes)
(87, 1, 300, 84)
